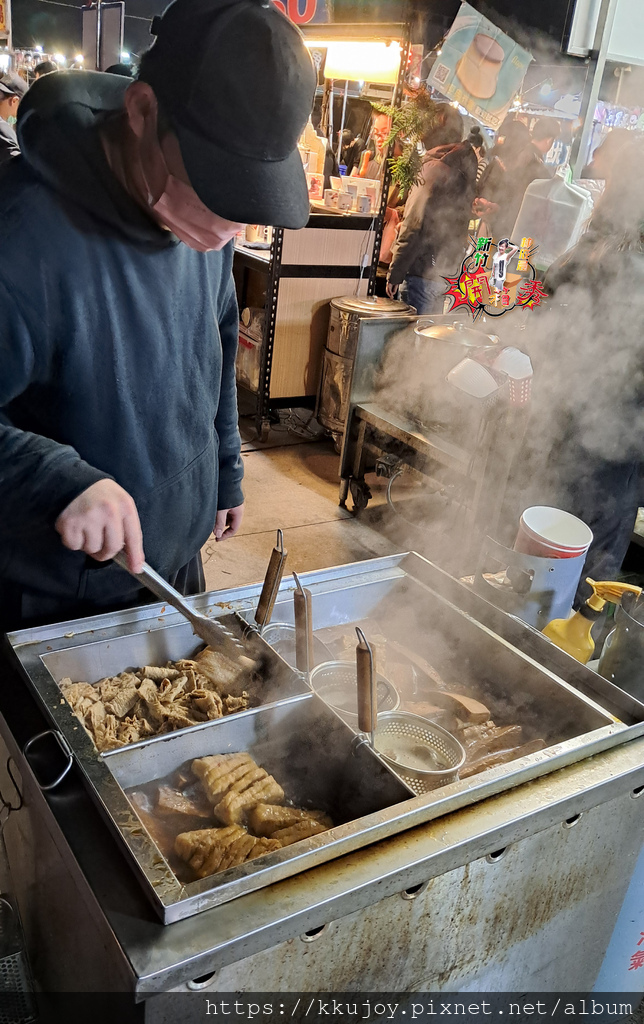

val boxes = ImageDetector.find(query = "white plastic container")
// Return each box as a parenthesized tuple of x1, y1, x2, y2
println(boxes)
(511, 173, 593, 269)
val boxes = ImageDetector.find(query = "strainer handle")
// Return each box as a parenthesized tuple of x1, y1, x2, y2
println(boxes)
(356, 628, 377, 745)
(293, 571, 314, 675)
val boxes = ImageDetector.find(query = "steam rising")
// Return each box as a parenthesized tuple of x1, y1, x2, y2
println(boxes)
(369, 109, 644, 580)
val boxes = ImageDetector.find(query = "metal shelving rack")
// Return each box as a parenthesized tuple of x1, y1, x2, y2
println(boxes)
(233, 22, 411, 442)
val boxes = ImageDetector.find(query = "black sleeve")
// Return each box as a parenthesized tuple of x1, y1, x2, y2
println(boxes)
(0, 280, 111, 532)
(0, 122, 20, 166)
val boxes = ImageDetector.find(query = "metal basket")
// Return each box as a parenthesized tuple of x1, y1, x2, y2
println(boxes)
(373, 712, 466, 795)
(260, 623, 332, 672)
(0, 894, 37, 1024)
(0, 953, 37, 1024)
(310, 661, 399, 727)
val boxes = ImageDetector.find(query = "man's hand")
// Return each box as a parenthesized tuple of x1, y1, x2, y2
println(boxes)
(386, 279, 398, 299)
(473, 197, 498, 218)
(214, 504, 244, 542)
(55, 480, 145, 573)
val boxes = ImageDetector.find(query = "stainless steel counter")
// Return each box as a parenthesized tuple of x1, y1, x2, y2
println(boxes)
(1, 554, 643, 1000)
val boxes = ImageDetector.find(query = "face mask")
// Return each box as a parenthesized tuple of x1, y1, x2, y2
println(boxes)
(150, 175, 243, 252)
(141, 142, 243, 252)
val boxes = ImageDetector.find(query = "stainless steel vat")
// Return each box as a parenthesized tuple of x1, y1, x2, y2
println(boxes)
(0, 554, 643, 1003)
(6, 553, 639, 926)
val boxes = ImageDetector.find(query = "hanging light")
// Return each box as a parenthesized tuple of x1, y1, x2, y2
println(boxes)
(321, 41, 402, 85)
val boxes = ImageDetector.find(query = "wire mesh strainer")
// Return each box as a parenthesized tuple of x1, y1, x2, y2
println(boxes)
(310, 661, 399, 726)
(373, 711, 466, 794)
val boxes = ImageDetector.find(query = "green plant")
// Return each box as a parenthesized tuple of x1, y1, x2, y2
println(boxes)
(374, 88, 441, 192)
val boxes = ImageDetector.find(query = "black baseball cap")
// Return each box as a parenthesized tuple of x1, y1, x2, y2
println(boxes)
(140, 0, 316, 229)
(0, 72, 28, 99)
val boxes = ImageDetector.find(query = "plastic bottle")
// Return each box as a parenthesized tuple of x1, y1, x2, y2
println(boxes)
(542, 578, 642, 664)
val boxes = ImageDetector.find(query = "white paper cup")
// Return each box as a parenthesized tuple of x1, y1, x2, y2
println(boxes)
(515, 506, 593, 559)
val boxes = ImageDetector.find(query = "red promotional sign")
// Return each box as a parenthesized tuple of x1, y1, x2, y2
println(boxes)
(272, 0, 324, 24)
(0, 2, 6, 33)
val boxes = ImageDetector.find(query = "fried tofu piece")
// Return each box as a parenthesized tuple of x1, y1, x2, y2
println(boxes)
(140, 666, 182, 682)
(248, 803, 332, 837)
(175, 826, 281, 879)
(272, 819, 329, 846)
(214, 776, 285, 826)
(194, 647, 248, 697)
(190, 689, 224, 720)
(105, 686, 139, 719)
(157, 785, 211, 818)
(158, 676, 188, 704)
(217, 832, 258, 871)
(246, 837, 282, 861)
(175, 826, 245, 877)
(192, 754, 254, 803)
(61, 681, 99, 710)
(223, 693, 249, 714)
(117, 719, 145, 745)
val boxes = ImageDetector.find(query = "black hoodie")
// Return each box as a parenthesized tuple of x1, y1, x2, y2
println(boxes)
(388, 142, 478, 287)
(0, 72, 243, 628)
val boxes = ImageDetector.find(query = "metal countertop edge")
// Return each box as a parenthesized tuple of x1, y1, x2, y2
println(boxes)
(131, 736, 644, 995)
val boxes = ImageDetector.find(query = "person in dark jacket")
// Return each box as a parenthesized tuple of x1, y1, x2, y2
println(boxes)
(34, 61, 58, 79)
(506, 137, 644, 598)
(386, 105, 478, 313)
(0, 0, 315, 632)
(0, 72, 27, 166)
(476, 117, 558, 241)
(581, 127, 632, 181)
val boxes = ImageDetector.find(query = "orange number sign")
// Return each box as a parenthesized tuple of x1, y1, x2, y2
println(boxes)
(272, 0, 319, 24)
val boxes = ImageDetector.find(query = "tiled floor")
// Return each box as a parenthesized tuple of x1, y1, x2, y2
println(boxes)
(201, 424, 399, 592)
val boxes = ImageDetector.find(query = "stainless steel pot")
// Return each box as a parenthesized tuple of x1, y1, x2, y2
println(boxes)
(328, 296, 416, 358)
(413, 319, 500, 383)
(599, 591, 644, 702)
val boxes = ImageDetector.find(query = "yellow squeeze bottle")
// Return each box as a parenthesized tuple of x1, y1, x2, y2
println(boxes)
(542, 578, 642, 664)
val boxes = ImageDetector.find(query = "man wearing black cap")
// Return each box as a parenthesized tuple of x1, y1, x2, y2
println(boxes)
(0, 72, 28, 166)
(0, 0, 315, 631)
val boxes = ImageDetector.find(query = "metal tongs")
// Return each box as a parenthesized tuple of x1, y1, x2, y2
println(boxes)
(113, 551, 255, 668)
(293, 571, 314, 676)
(356, 627, 377, 749)
(255, 529, 288, 632)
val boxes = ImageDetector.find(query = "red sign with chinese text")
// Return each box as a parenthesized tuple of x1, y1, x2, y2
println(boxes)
(272, 0, 328, 24)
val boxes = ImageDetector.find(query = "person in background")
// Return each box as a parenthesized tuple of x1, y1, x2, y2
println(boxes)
(467, 124, 488, 184)
(386, 104, 477, 313)
(0, 0, 315, 632)
(354, 111, 391, 179)
(0, 72, 28, 166)
(476, 117, 558, 240)
(339, 128, 363, 175)
(34, 61, 58, 79)
(105, 63, 134, 78)
(507, 137, 644, 597)
(581, 127, 632, 181)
